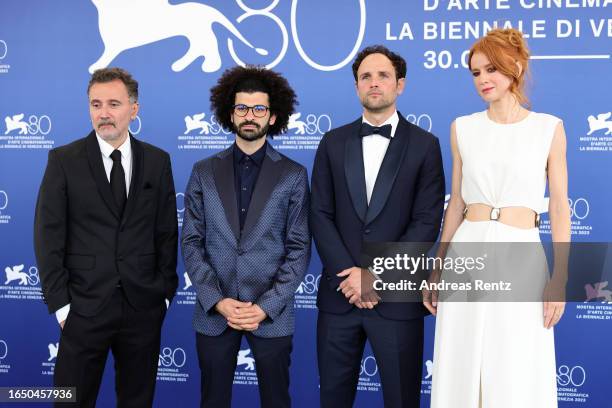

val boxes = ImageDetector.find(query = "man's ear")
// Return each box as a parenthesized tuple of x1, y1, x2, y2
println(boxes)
(131, 102, 139, 120)
(397, 77, 406, 95)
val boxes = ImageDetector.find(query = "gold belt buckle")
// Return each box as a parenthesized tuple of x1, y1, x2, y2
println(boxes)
(490, 207, 501, 221)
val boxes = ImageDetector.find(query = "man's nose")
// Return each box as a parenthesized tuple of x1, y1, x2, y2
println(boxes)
(99, 107, 111, 119)
(244, 109, 256, 120)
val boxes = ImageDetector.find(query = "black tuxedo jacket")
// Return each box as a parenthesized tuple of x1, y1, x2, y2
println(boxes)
(34, 131, 178, 317)
(311, 114, 445, 320)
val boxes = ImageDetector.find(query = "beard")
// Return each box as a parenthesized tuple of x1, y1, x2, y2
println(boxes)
(96, 120, 122, 141)
(360, 92, 396, 114)
(234, 120, 270, 142)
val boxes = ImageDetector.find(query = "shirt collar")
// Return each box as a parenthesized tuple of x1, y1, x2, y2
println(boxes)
(233, 141, 267, 167)
(361, 111, 399, 138)
(96, 133, 131, 160)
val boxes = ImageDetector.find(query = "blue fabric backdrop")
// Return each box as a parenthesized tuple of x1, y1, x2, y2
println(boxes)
(1, 1, 610, 406)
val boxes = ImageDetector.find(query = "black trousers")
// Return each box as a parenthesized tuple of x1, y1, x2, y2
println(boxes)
(317, 308, 424, 408)
(53, 287, 165, 407)
(196, 328, 292, 408)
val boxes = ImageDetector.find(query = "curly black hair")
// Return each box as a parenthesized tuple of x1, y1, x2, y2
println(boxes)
(210, 65, 297, 136)
(352, 45, 407, 81)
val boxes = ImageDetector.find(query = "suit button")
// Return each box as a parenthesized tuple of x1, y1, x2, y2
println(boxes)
(117, 257, 124, 262)
(237, 248, 244, 255)
(364, 229, 371, 234)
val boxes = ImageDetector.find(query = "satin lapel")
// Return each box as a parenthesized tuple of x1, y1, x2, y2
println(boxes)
(365, 117, 412, 225)
(344, 119, 367, 223)
(213, 147, 240, 240)
(120, 135, 142, 228)
(241, 144, 283, 239)
(85, 131, 120, 219)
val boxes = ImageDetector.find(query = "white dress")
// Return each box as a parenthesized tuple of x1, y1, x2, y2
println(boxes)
(430, 111, 561, 408)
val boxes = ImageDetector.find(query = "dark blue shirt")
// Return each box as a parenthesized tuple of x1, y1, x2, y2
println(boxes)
(233, 142, 266, 231)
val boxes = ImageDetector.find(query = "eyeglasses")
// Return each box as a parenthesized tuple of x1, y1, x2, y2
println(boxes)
(232, 104, 270, 118)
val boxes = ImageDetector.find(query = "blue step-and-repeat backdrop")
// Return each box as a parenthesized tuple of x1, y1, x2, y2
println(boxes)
(1, 1, 611, 407)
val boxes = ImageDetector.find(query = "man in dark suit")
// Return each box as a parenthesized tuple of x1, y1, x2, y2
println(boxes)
(34, 68, 178, 407)
(182, 66, 310, 408)
(311, 45, 445, 407)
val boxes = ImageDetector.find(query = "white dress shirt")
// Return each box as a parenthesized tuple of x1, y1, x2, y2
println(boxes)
(362, 111, 399, 204)
(55, 135, 133, 323)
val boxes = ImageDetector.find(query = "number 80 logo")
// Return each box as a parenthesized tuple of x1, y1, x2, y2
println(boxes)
(228, 0, 365, 71)
(158, 347, 186, 368)
(557, 365, 586, 387)
(27, 115, 52, 135)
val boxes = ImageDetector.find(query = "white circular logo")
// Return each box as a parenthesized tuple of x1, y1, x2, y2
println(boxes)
(290, 0, 366, 71)
(207, 114, 233, 135)
(569, 197, 589, 220)
(298, 274, 320, 295)
(360, 355, 378, 377)
(0, 40, 7, 60)
(289, 113, 332, 135)
(228, 0, 289, 70)
(557, 365, 586, 387)
(129, 115, 142, 135)
(26, 115, 52, 135)
(0, 190, 8, 210)
(175, 192, 185, 213)
(28, 266, 40, 286)
(406, 114, 433, 132)
(158, 347, 186, 368)
(0, 340, 8, 360)
(228, 0, 365, 71)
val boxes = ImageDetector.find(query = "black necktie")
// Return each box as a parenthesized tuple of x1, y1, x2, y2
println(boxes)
(110, 149, 127, 215)
(360, 123, 392, 139)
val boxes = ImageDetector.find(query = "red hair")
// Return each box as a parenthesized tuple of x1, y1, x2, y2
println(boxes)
(469, 28, 530, 105)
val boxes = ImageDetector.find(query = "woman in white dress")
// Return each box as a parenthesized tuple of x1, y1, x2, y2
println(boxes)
(425, 29, 571, 408)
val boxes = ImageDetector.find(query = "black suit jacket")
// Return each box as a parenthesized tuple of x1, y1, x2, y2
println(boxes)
(34, 131, 178, 317)
(311, 114, 445, 320)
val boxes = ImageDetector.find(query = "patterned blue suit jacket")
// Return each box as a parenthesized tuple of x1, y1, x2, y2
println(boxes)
(182, 144, 311, 338)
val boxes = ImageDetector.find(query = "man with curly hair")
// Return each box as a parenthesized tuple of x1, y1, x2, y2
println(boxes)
(182, 65, 311, 408)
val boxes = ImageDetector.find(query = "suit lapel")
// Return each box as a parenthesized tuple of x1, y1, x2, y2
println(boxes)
(344, 119, 367, 223)
(120, 135, 142, 228)
(213, 146, 240, 240)
(86, 131, 120, 219)
(365, 115, 412, 225)
(241, 144, 283, 238)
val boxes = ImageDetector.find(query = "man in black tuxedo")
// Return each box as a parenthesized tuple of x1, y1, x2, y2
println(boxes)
(311, 45, 445, 407)
(34, 67, 178, 407)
